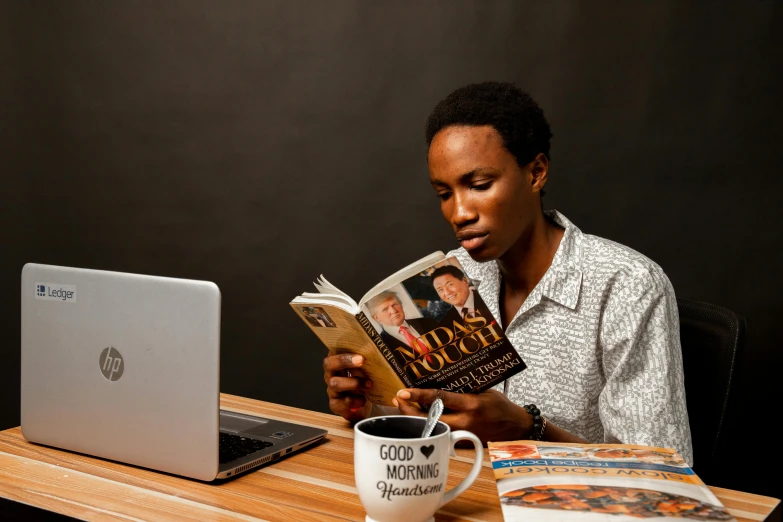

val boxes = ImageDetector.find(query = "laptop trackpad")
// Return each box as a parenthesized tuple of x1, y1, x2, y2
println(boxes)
(219, 411, 268, 433)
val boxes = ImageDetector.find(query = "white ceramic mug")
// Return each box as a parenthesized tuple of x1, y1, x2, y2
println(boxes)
(354, 415, 483, 522)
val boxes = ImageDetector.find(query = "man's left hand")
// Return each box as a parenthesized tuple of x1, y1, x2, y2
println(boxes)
(394, 388, 532, 444)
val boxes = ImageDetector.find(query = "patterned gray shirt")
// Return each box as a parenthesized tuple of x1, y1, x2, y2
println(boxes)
(449, 210, 693, 465)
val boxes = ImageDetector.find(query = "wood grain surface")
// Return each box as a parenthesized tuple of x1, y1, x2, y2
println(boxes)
(0, 394, 778, 521)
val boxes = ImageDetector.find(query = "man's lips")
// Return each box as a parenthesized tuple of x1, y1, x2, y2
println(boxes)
(457, 232, 488, 250)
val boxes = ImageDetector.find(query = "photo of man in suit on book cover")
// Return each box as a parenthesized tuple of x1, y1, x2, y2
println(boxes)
(300, 306, 336, 328)
(429, 264, 493, 329)
(364, 290, 438, 367)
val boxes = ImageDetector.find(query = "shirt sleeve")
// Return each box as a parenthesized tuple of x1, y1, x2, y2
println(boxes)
(598, 266, 694, 466)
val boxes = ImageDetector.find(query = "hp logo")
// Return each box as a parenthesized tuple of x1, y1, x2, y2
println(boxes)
(37, 284, 46, 297)
(99, 347, 124, 381)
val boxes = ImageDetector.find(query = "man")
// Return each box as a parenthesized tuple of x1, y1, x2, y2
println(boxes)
(303, 311, 323, 327)
(430, 264, 485, 327)
(323, 82, 693, 465)
(365, 291, 438, 366)
(311, 308, 336, 327)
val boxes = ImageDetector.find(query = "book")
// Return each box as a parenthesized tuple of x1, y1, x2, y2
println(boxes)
(290, 251, 525, 406)
(487, 440, 735, 521)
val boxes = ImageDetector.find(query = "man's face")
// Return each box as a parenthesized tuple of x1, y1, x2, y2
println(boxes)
(372, 298, 405, 327)
(433, 274, 471, 308)
(428, 125, 543, 262)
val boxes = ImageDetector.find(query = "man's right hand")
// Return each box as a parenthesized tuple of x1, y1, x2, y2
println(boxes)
(323, 353, 373, 422)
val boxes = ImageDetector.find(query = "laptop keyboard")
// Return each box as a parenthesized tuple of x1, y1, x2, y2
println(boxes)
(219, 432, 274, 464)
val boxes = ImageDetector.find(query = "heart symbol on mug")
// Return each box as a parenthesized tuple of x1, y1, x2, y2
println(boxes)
(421, 445, 435, 459)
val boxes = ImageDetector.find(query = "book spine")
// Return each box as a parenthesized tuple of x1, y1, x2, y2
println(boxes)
(356, 312, 413, 388)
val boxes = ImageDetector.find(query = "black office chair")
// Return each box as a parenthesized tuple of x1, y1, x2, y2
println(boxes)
(677, 297, 746, 484)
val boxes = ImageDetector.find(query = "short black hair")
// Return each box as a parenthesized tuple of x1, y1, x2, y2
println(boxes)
(425, 81, 553, 168)
(430, 265, 467, 285)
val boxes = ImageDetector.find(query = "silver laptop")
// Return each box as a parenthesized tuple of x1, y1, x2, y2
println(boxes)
(20, 263, 327, 481)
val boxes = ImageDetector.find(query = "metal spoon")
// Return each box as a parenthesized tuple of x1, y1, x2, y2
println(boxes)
(420, 397, 444, 438)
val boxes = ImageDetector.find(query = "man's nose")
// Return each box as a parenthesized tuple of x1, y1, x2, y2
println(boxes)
(451, 192, 477, 226)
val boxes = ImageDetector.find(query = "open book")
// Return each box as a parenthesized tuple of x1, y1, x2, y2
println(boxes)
(290, 251, 525, 406)
(488, 440, 735, 521)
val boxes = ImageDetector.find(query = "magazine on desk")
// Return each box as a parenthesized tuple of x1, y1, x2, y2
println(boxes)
(487, 440, 735, 521)
(290, 251, 525, 406)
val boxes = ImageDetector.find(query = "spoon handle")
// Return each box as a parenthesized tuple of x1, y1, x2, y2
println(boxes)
(421, 398, 444, 438)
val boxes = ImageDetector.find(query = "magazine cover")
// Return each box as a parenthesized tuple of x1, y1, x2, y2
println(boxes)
(359, 256, 525, 392)
(488, 441, 735, 521)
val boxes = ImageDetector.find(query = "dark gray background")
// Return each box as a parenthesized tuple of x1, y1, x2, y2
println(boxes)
(2, 1, 780, 499)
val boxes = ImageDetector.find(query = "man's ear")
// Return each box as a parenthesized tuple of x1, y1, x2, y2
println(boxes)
(530, 153, 549, 193)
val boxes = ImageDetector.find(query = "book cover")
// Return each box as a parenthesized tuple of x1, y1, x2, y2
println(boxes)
(291, 253, 526, 406)
(487, 440, 735, 521)
(291, 302, 411, 406)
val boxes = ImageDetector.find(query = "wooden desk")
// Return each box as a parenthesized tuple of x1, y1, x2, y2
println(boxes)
(0, 394, 779, 521)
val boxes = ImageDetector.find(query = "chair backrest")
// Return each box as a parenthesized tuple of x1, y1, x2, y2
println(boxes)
(677, 297, 746, 482)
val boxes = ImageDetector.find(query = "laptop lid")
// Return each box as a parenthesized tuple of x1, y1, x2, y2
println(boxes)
(21, 263, 221, 481)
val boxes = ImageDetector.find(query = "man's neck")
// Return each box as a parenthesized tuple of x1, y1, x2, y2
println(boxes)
(386, 321, 408, 333)
(458, 290, 475, 313)
(497, 212, 564, 299)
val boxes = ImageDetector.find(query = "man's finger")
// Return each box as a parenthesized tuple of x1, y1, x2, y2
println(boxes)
(327, 376, 371, 395)
(395, 396, 426, 417)
(323, 353, 364, 375)
(331, 394, 366, 412)
(396, 388, 474, 411)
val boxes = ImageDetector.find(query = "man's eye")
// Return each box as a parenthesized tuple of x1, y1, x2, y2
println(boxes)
(471, 182, 492, 191)
(436, 191, 452, 201)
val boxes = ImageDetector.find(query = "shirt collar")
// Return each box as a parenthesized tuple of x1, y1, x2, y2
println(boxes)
(460, 289, 476, 313)
(539, 210, 583, 310)
(468, 210, 583, 312)
(384, 320, 417, 339)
